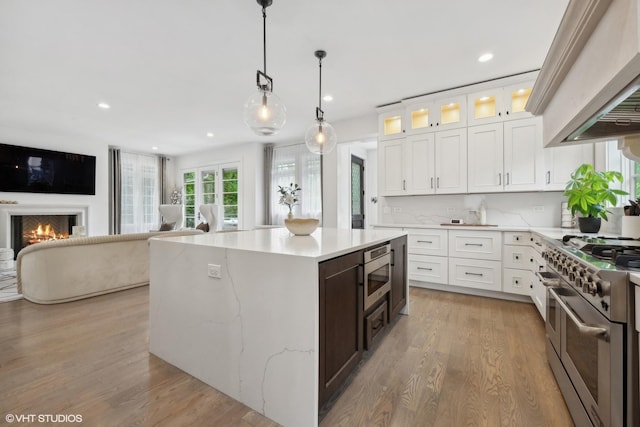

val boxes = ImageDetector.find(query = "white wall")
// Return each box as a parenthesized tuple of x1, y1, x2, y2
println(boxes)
(0, 126, 110, 236)
(173, 142, 264, 230)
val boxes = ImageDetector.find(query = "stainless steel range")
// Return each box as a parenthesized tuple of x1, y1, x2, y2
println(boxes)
(539, 235, 639, 427)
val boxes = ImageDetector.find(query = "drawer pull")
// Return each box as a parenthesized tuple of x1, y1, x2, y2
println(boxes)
(464, 243, 483, 247)
(465, 272, 483, 277)
(417, 267, 433, 271)
(417, 240, 433, 244)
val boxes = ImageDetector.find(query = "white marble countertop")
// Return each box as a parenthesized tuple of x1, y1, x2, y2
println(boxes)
(150, 227, 407, 261)
(372, 223, 581, 238)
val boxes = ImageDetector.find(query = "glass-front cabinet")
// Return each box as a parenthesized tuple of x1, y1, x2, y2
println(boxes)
(405, 94, 467, 133)
(467, 79, 535, 126)
(378, 105, 405, 141)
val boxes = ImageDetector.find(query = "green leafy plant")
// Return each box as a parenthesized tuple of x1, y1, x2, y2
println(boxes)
(564, 163, 628, 220)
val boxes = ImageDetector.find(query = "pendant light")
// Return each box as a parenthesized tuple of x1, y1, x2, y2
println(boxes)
(305, 50, 337, 155)
(243, 0, 286, 136)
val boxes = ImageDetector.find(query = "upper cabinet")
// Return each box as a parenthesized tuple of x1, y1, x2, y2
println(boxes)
(405, 94, 467, 133)
(467, 79, 535, 126)
(467, 117, 543, 193)
(378, 105, 405, 141)
(544, 143, 594, 191)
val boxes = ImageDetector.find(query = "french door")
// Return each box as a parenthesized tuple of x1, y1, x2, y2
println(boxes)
(182, 162, 240, 230)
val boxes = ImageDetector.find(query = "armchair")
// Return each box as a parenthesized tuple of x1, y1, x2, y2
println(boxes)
(158, 204, 183, 230)
(199, 204, 218, 232)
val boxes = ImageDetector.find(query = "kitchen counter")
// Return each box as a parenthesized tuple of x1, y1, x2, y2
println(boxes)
(148, 227, 406, 427)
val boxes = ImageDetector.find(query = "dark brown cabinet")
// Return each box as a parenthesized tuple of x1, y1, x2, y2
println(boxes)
(389, 235, 407, 322)
(318, 250, 363, 408)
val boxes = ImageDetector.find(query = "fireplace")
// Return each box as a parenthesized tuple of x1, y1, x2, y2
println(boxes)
(11, 214, 77, 258)
(0, 204, 88, 260)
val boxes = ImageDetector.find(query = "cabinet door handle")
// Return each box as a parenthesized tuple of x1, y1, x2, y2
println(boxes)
(358, 264, 364, 286)
(390, 249, 395, 266)
(498, 173, 502, 185)
(430, 177, 434, 189)
(417, 267, 433, 271)
(436, 177, 440, 188)
(464, 243, 483, 247)
(498, 112, 502, 117)
(403, 179, 406, 191)
(417, 240, 433, 244)
(506, 172, 510, 185)
(505, 110, 510, 116)
(546, 171, 551, 184)
(465, 272, 484, 277)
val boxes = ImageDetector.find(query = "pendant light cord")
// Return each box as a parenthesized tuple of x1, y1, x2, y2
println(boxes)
(318, 56, 322, 114)
(262, 6, 267, 76)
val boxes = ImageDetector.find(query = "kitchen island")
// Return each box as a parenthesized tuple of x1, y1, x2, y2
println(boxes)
(148, 227, 408, 427)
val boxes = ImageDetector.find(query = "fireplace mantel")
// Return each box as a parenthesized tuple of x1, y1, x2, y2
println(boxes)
(0, 204, 89, 249)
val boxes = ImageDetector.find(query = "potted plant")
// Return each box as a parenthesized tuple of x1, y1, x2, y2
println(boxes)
(564, 163, 627, 233)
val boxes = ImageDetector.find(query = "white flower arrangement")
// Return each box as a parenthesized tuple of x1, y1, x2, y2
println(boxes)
(277, 183, 301, 215)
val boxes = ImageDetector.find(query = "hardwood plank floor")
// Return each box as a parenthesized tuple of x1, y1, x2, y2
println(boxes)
(320, 287, 574, 427)
(0, 286, 278, 427)
(0, 285, 573, 427)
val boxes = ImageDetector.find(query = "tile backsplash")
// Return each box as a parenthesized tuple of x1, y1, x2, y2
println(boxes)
(378, 192, 571, 228)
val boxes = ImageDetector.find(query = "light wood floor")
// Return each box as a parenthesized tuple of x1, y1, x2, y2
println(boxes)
(0, 286, 573, 427)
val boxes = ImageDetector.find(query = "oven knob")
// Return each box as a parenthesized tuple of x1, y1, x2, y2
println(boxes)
(575, 277, 583, 288)
(594, 279, 608, 297)
(601, 301, 609, 311)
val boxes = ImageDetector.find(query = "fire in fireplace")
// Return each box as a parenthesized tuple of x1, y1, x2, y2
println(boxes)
(11, 214, 77, 258)
(25, 223, 69, 244)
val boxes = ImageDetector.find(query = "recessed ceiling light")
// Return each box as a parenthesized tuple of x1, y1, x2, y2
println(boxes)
(478, 53, 494, 63)
(97, 102, 111, 109)
(206, 132, 215, 138)
(323, 94, 333, 102)
(152, 146, 158, 150)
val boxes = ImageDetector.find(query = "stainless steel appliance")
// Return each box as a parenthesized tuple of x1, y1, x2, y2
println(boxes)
(539, 236, 639, 427)
(363, 244, 391, 311)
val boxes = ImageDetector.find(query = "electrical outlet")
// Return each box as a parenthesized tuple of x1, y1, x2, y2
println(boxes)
(207, 263, 222, 279)
(446, 207, 456, 213)
(393, 207, 402, 213)
(533, 205, 545, 213)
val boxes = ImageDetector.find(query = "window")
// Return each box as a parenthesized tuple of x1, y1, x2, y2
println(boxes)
(270, 144, 322, 224)
(121, 152, 160, 233)
(182, 163, 240, 230)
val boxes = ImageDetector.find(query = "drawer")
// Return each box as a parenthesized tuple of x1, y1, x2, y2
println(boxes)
(408, 254, 448, 284)
(503, 245, 534, 270)
(448, 230, 502, 260)
(365, 300, 388, 350)
(503, 231, 532, 246)
(407, 228, 448, 256)
(502, 268, 533, 296)
(530, 234, 545, 254)
(448, 257, 502, 291)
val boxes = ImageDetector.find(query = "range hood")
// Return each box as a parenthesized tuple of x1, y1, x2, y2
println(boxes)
(527, 0, 640, 148)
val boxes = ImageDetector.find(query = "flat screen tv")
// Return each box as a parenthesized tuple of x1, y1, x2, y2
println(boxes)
(0, 143, 96, 195)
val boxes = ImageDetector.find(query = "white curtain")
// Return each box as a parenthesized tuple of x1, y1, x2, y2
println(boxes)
(270, 144, 322, 225)
(120, 151, 160, 233)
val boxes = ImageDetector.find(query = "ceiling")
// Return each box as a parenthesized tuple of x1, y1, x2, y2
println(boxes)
(0, 0, 569, 156)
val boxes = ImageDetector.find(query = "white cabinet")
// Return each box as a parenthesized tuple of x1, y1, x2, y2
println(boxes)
(405, 94, 467, 133)
(449, 230, 502, 261)
(435, 129, 467, 194)
(449, 257, 502, 292)
(379, 129, 467, 196)
(379, 138, 406, 196)
(544, 143, 594, 191)
(467, 79, 535, 126)
(407, 228, 448, 286)
(468, 117, 544, 193)
(378, 106, 405, 141)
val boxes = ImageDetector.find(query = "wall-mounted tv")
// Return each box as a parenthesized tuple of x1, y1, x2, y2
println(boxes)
(0, 143, 96, 195)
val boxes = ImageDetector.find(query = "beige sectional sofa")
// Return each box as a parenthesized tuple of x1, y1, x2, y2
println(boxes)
(17, 230, 202, 304)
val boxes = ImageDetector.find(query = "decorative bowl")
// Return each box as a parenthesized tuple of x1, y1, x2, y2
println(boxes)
(284, 218, 319, 236)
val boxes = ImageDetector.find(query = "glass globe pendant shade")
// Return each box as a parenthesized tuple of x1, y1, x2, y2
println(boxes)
(305, 119, 337, 155)
(243, 89, 286, 136)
